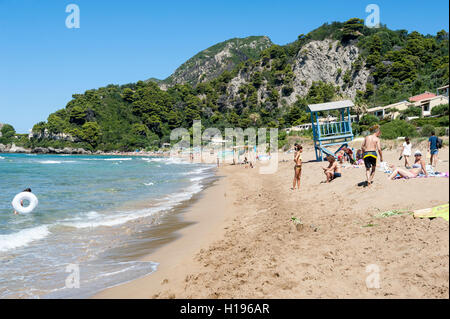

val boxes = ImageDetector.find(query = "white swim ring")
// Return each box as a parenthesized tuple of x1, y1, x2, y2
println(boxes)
(11, 192, 39, 214)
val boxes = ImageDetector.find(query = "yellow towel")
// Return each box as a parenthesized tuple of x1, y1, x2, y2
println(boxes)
(413, 204, 449, 221)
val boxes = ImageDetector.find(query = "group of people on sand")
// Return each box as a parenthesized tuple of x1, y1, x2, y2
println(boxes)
(292, 125, 443, 189)
(390, 130, 441, 180)
(292, 143, 342, 189)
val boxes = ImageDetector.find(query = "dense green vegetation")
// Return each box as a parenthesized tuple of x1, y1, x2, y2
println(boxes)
(0, 124, 16, 145)
(6, 19, 447, 151)
(161, 36, 273, 86)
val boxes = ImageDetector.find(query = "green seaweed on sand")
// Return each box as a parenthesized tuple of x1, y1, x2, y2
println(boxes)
(362, 223, 377, 227)
(375, 210, 412, 218)
(291, 217, 302, 225)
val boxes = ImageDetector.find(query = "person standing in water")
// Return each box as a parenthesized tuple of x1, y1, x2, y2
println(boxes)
(292, 144, 303, 190)
(361, 125, 383, 186)
(13, 188, 32, 215)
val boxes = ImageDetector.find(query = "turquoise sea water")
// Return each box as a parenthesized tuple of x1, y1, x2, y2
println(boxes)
(0, 153, 215, 298)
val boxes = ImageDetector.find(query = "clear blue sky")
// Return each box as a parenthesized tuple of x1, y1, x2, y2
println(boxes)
(1, 0, 448, 133)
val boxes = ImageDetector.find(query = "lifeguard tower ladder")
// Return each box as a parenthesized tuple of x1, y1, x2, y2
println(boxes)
(308, 100, 354, 161)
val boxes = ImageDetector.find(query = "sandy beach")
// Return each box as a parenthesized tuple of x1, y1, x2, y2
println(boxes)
(95, 142, 449, 299)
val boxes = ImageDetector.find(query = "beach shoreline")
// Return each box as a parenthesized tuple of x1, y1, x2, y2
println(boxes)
(95, 146, 449, 299)
(0, 153, 220, 298)
(94, 171, 231, 298)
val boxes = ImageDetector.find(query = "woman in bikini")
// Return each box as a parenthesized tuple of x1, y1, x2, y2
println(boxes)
(388, 150, 428, 180)
(292, 144, 303, 190)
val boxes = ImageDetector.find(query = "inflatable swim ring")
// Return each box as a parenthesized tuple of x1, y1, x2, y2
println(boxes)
(11, 192, 39, 214)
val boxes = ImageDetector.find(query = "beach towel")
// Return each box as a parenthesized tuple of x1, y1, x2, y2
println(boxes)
(379, 161, 391, 173)
(413, 204, 449, 221)
(393, 172, 449, 179)
(257, 154, 271, 161)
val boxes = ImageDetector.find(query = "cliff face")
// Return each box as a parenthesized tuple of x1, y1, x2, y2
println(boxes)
(152, 36, 371, 109)
(223, 39, 370, 109)
(160, 36, 273, 87)
(290, 39, 370, 100)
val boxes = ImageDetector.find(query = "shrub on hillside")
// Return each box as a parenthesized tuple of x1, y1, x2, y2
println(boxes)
(411, 116, 449, 127)
(431, 104, 449, 116)
(420, 124, 436, 137)
(358, 114, 379, 133)
(359, 114, 380, 126)
(436, 127, 447, 136)
(400, 106, 422, 118)
(380, 120, 417, 139)
(352, 123, 361, 135)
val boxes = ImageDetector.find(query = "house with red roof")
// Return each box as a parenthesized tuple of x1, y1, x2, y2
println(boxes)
(408, 91, 448, 116)
(408, 91, 436, 102)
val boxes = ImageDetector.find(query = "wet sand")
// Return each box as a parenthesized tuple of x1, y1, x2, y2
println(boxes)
(95, 144, 449, 299)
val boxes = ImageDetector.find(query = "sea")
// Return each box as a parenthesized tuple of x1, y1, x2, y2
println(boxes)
(0, 153, 216, 298)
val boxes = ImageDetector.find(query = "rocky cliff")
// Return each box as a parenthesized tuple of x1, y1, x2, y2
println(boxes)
(290, 39, 370, 100)
(222, 39, 370, 110)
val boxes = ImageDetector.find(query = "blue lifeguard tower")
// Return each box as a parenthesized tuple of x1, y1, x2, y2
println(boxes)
(307, 100, 354, 161)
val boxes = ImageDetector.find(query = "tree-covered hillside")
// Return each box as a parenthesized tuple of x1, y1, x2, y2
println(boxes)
(26, 19, 448, 152)
(157, 36, 273, 86)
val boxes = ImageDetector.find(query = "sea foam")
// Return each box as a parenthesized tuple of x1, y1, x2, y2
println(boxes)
(61, 182, 205, 229)
(38, 160, 62, 164)
(0, 226, 50, 252)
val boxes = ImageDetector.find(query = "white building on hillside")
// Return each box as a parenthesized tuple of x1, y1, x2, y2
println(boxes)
(410, 94, 449, 117)
(366, 91, 449, 119)
(366, 100, 411, 120)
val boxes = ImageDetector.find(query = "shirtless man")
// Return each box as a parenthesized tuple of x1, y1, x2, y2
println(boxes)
(322, 155, 341, 183)
(361, 125, 383, 186)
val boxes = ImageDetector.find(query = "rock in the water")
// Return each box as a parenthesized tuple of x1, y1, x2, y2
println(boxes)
(32, 147, 49, 154)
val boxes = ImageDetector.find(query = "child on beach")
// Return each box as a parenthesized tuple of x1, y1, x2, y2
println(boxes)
(356, 149, 363, 160)
(322, 155, 341, 183)
(292, 144, 303, 190)
(399, 137, 412, 168)
(13, 188, 32, 215)
(336, 149, 345, 164)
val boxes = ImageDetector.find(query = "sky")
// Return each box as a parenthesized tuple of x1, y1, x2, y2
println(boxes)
(0, 0, 449, 133)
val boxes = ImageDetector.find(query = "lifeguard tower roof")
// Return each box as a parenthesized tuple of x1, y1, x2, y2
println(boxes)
(308, 100, 354, 112)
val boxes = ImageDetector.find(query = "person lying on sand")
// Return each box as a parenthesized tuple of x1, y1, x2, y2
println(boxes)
(322, 155, 341, 183)
(361, 125, 383, 186)
(388, 150, 428, 180)
(292, 144, 303, 190)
